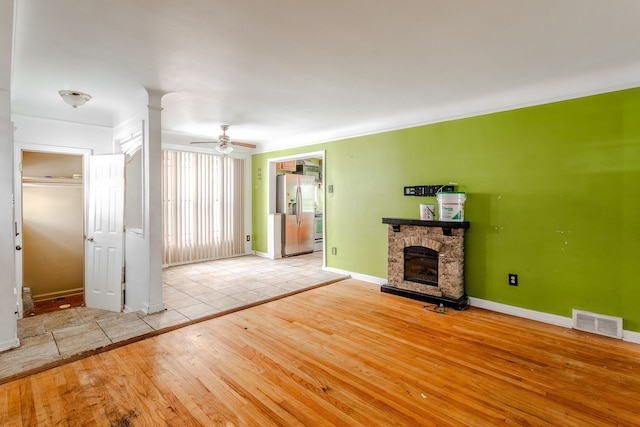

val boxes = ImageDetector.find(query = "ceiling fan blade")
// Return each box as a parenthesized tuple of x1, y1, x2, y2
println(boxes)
(190, 141, 216, 144)
(230, 141, 257, 149)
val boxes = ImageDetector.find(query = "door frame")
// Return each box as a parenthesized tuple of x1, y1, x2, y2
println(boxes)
(267, 150, 325, 267)
(14, 143, 90, 318)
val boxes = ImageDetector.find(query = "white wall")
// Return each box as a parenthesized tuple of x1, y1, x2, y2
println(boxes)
(13, 115, 113, 154)
(0, 91, 17, 352)
(0, 0, 18, 352)
(22, 181, 84, 300)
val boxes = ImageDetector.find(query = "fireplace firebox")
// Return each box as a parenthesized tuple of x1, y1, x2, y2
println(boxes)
(404, 246, 438, 286)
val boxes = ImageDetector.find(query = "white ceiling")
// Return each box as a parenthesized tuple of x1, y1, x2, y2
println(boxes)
(10, 0, 640, 153)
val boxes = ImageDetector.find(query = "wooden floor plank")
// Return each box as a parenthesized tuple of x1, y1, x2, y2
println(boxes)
(2, 279, 640, 426)
(0, 381, 22, 425)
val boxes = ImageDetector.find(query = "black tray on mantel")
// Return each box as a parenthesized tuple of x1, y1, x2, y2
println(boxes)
(382, 218, 469, 232)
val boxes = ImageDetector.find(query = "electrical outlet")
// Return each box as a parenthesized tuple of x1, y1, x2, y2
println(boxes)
(331, 247, 337, 255)
(508, 273, 518, 286)
(246, 235, 251, 242)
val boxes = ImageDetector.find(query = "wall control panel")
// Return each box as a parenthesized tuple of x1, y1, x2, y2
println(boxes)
(404, 185, 455, 197)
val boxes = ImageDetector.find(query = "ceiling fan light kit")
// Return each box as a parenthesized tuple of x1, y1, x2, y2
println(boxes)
(190, 124, 256, 154)
(216, 124, 233, 154)
(216, 142, 234, 154)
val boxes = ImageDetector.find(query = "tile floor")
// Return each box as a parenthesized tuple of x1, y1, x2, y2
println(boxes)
(0, 252, 347, 382)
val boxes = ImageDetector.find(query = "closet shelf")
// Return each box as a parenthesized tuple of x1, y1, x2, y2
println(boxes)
(22, 176, 83, 186)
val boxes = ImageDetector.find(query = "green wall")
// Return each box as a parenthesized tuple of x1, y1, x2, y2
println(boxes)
(252, 87, 640, 331)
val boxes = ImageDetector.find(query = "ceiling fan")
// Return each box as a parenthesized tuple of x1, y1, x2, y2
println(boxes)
(190, 125, 257, 154)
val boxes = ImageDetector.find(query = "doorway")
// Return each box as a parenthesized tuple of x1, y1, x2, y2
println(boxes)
(17, 148, 87, 317)
(268, 151, 325, 265)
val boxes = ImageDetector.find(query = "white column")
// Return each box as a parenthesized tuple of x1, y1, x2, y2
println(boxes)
(118, 89, 164, 314)
(144, 90, 164, 313)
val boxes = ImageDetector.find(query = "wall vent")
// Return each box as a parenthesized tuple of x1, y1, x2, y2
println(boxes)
(572, 309, 623, 339)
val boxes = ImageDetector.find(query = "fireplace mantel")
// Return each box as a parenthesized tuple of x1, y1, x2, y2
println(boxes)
(382, 218, 469, 234)
(382, 218, 469, 228)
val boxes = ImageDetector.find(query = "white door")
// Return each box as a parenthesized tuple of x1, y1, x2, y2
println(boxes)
(85, 154, 125, 312)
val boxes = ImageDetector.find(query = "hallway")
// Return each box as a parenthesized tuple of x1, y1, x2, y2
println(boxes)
(1, 252, 347, 383)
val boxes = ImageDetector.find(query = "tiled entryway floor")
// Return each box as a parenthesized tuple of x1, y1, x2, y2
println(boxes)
(1, 252, 347, 382)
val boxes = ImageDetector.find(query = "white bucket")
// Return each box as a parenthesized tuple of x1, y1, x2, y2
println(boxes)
(419, 204, 435, 220)
(437, 192, 466, 221)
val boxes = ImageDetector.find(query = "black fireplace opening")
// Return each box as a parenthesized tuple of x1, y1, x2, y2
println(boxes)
(404, 246, 438, 286)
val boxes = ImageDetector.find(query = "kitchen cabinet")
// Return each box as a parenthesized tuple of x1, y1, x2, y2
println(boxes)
(276, 160, 297, 171)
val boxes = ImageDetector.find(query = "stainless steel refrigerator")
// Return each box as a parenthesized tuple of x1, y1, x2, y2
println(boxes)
(276, 174, 316, 256)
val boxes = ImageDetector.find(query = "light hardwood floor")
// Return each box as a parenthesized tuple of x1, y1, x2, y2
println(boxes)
(3, 252, 345, 382)
(2, 279, 639, 426)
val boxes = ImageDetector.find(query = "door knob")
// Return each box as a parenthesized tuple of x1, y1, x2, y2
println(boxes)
(16, 245, 21, 251)
(87, 237, 94, 242)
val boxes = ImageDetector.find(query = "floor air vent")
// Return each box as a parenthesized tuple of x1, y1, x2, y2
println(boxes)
(572, 309, 623, 339)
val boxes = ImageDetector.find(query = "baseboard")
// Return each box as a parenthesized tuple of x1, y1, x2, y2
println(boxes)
(469, 297, 640, 345)
(468, 297, 573, 328)
(0, 337, 20, 353)
(322, 266, 386, 285)
(143, 301, 166, 315)
(123, 304, 140, 314)
(623, 329, 640, 344)
(32, 287, 83, 302)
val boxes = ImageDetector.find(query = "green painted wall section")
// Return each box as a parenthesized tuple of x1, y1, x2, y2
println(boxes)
(252, 88, 640, 331)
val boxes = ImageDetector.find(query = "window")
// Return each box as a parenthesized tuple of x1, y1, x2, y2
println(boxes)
(162, 150, 245, 265)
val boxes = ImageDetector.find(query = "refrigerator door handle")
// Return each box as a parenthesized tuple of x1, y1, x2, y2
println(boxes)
(296, 186, 302, 226)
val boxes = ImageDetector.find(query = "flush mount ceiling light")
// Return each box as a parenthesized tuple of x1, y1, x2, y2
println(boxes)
(58, 90, 92, 108)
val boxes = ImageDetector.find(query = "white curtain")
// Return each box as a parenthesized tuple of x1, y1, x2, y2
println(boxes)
(162, 150, 245, 265)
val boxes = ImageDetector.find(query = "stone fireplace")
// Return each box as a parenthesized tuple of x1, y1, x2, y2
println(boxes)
(381, 218, 469, 310)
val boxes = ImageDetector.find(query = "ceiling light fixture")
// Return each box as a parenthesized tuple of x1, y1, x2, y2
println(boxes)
(58, 90, 92, 108)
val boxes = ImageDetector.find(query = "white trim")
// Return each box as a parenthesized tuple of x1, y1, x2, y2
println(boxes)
(269, 150, 325, 163)
(11, 113, 113, 129)
(142, 301, 165, 315)
(322, 267, 385, 286)
(468, 297, 572, 328)
(13, 143, 91, 319)
(623, 330, 640, 344)
(32, 287, 83, 302)
(469, 297, 640, 345)
(0, 337, 20, 353)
